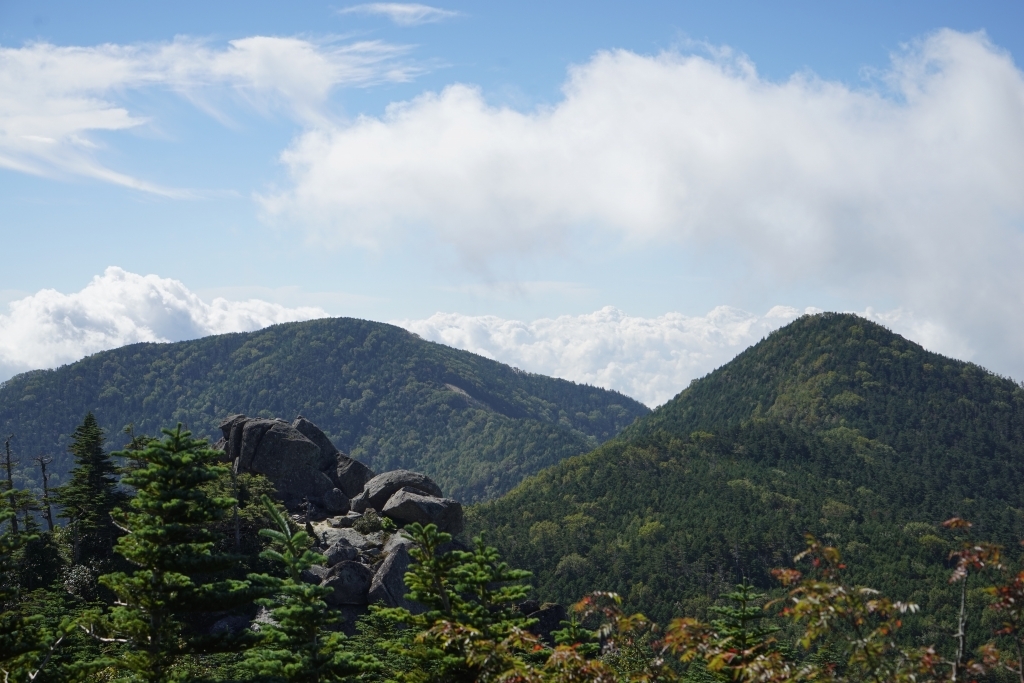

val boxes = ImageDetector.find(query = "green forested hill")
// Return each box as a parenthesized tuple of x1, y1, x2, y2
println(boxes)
(0, 317, 647, 502)
(468, 313, 1024, 640)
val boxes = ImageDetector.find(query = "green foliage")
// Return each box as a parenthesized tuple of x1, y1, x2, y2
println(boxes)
(353, 508, 385, 535)
(0, 492, 71, 682)
(0, 318, 649, 503)
(468, 313, 1024, 649)
(374, 523, 535, 681)
(707, 581, 779, 671)
(552, 614, 600, 658)
(82, 425, 258, 683)
(0, 493, 45, 679)
(50, 413, 126, 567)
(244, 494, 378, 682)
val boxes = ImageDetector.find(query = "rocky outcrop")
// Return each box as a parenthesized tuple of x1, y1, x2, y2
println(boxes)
(382, 487, 464, 534)
(320, 526, 375, 550)
(323, 561, 374, 606)
(218, 414, 374, 510)
(292, 415, 341, 471)
(321, 488, 350, 514)
(323, 543, 359, 566)
(251, 422, 335, 505)
(351, 470, 443, 512)
(215, 412, 479, 633)
(367, 541, 421, 612)
(332, 456, 375, 499)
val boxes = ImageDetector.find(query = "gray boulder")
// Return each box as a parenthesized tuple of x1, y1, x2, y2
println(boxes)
(384, 530, 415, 554)
(250, 422, 335, 504)
(330, 511, 362, 528)
(323, 561, 374, 606)
(292, 416, 340, 471)
(300, 564, 330, 584)
(383, 487, 464, 534)
(351, 470, 443, 513)
(237, 419, 279, 472)
(219, 413, 248, 464)
(219, 413, 248, 441)
(320, 527, 375, 551)
(324, 543, 360, 567)
(322, 488, 350, 514)
(368, 543, 423, 613)
(332, 455, 376, 499)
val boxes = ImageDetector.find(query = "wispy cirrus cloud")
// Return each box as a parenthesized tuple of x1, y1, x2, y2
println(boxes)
(0, 36, 417, 192)
(339, 3, 460, 26)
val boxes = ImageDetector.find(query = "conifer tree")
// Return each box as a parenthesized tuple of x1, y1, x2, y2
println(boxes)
(376, 523, 534, 682)
(708, 581, 779, 656)
(244, 494, 378, 682)
(0, 488, 66, 681)
(51, 413, 124, 565)
(83, 425, 257, 683)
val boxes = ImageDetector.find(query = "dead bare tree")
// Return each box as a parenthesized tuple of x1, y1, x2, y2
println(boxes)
(3, 434, 17, 535)
(33, 454, 55, 532)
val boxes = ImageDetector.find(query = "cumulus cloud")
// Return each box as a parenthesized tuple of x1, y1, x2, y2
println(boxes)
(339, 3, 460, 26)
(396, 306, 819, 406)
(264, 29, 1024, 381)
(0, 267, 326, 382)
(0, 36, 415, 191)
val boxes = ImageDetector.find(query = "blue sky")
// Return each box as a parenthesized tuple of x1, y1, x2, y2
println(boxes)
(2, 1, 1023, 405)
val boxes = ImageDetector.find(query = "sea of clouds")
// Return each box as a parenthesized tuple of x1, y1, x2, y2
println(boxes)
(0, 268, 823, 406)
(0, 267, 326, 381)
(394, 306, 818, 407)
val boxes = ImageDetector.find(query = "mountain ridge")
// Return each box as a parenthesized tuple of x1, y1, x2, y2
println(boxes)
(468, 313, 1024, 635)
(0, 316, 649, 503)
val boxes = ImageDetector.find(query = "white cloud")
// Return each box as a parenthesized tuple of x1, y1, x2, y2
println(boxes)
(340, 3, 460, 26)
(264, 29, 1024, 382)
(0, 36, 415, 190)
(0, 267, 326, 382)
(395, 306, 813, 406)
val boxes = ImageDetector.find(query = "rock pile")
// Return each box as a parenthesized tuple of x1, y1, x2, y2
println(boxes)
(216, 413, 375, 512)
(215, 413, 466, 631)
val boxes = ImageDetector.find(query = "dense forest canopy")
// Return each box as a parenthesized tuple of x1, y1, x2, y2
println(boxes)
(468, 313, 1024, 633)
(5, 313, 1024, 681)
(0, 317, 648, 503)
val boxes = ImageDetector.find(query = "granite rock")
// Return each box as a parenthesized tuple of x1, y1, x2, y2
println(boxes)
(351, 470, 443, 513)
(323, 561, 374, 606)
(383, 487, 464, 534)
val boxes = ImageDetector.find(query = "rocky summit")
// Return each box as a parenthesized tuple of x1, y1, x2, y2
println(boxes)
(214, 412, 466, 631)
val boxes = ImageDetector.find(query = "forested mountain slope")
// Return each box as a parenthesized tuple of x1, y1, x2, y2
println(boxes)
(468, 313, 1024, 638)
(0, 317, 647, 502)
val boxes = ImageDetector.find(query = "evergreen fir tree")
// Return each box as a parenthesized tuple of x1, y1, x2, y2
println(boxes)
(82, 425, 257, 683)
(244, 494, 378, 682)
(708, 580, 780, 676)
(375, 523, 534, 682)
(0, 489, 64, 681)
(51, 413, 124, 565)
